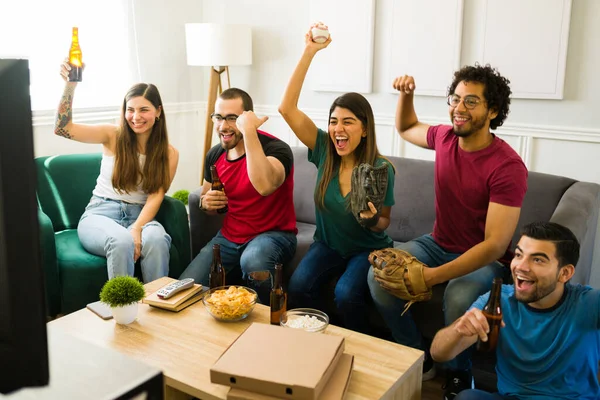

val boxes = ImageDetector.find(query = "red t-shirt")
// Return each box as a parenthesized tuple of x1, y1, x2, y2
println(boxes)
(204, 130, 297, 244)
(427, 125, 528, 263)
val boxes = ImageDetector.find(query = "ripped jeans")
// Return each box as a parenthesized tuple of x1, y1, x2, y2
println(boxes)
(78, 196, 171, 282)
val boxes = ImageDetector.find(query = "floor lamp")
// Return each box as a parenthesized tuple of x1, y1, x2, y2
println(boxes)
(185, 23, 253, 182)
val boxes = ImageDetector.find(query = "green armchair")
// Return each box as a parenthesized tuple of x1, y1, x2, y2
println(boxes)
(36, 153, 191, 316)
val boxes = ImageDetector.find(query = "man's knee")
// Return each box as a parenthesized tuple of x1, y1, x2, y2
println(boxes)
(179, 245, 212, 282)
(240, 238, 286, 275)
(368, 267, 402, 309)
(444, 280, 486, 322)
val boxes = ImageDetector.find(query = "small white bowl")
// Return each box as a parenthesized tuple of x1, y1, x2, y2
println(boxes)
(280, 308, 329, 333)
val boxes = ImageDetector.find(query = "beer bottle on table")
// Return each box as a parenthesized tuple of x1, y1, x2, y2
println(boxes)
(477, 277, 503, 352)
(270, 264, 287, 325)
(68, 27, 83, 82)
(209, 244, 225, 289)
(210, 165, 228, 214)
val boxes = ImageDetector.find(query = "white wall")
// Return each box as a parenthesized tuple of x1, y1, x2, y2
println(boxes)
(32, 0, 206, 195)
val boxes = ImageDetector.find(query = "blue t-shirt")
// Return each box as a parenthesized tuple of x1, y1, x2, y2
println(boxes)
(471, 284, 600, 400)
(308, 129, 395, 257)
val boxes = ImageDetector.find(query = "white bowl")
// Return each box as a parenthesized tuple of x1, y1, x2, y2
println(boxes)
(280, 308, 329, 333)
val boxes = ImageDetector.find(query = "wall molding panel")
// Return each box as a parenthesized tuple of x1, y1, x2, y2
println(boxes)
(479, 0, 572, 99)
(309, 0, 376, 93)
(388, 0, 464, 96)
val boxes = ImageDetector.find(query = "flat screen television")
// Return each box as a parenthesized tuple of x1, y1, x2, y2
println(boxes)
(0, 58, 50, 394)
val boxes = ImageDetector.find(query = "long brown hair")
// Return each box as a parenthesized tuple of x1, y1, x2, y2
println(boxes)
(316, 92, 389, 209)
(114, 83, 170, 194)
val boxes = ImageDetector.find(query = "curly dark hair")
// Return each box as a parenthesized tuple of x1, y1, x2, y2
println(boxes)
(447, 64, 512, 130)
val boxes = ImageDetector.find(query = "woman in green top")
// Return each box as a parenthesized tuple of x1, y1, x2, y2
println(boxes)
(278, 24, 395, 334)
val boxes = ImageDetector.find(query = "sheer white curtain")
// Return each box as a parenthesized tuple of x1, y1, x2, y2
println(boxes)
(0, 0, 139, 111)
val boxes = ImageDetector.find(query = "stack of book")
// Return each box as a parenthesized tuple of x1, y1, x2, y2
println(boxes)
(143, 277, 205, 312)
(211, 323, 354, 399)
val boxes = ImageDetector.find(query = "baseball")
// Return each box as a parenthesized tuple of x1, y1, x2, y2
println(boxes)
(311, 25, 330, 44)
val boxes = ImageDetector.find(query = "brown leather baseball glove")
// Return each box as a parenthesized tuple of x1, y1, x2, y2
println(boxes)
(369, 248, 432, 315)
(350, 163, 389, 228)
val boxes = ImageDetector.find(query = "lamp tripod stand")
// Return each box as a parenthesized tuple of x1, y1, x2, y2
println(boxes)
(201, 66, 230, 183)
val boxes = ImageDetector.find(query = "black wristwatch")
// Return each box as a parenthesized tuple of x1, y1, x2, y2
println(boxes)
(199, 195, 207, 212)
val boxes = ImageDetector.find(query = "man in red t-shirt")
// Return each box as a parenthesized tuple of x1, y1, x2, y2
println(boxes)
(180, 88, 297, 303)
(367, 65, 528, 399)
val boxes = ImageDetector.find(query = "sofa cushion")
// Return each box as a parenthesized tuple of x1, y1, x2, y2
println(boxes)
(55, 229, 108, 313)
(292, 148, 318, 224)
(36, 154, 102, 232)
(386, 157, 436, 243)
(511, 171, 576, 247)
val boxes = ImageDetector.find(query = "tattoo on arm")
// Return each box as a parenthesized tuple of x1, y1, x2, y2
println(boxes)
(54, 85, 75, 139)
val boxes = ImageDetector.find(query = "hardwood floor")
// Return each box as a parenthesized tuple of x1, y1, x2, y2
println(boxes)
(422, 375, 446, 400)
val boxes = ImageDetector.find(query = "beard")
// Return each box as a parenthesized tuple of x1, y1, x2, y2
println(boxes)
(513, 276, 559, 304)
(219, 129, 243, 150)
(452, 114, 487, 138)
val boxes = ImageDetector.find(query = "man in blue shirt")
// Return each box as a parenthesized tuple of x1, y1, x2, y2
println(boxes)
(430, 221, 600, 400)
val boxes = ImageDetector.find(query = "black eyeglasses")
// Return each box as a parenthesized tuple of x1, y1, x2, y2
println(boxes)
(210, 113, 239, 124)
(446, 95, 484, 110)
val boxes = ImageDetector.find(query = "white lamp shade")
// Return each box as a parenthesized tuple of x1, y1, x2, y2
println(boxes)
(185, 23, 252, 67)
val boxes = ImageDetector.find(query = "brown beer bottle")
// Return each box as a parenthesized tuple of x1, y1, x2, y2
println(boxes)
(210, 165, 228, 214)
(270, 264, 287, 325)
(208, 244, 226, 289)
(477, 277, 503, 352)
(68, 27, 83, 82)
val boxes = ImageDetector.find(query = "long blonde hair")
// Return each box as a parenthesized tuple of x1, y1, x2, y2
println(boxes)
(316, 92, 390, 209)
(114, 83, 170, 194)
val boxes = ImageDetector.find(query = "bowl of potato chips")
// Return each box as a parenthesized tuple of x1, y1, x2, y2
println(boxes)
(202, 285, 258, 322)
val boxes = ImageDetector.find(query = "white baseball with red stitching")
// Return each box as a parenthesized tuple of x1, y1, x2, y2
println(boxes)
(311, 26, 329, 44)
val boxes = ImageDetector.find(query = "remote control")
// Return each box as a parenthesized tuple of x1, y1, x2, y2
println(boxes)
(157, 278, 195, 299)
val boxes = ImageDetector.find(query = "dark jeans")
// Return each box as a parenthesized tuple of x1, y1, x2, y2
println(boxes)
(288, 241, 372, 334)
(455, 390, 511, 400)
(180, 230, 297, 304)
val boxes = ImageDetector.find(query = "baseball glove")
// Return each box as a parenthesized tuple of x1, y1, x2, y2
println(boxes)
(350, 163, 389, 228)
(369, 248, 432, 315)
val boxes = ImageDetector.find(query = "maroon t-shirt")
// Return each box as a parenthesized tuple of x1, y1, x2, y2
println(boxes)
(204, 130, 297, 244)
(427, 125, 528, 263)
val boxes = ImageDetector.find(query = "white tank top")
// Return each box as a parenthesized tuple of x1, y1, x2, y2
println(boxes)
(92, 154, 148, 204)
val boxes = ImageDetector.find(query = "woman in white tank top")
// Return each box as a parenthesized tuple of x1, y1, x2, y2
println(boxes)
(54, 59, 180, 282)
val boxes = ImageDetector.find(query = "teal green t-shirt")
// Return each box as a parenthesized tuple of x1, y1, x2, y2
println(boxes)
(309, 129, 395, 257)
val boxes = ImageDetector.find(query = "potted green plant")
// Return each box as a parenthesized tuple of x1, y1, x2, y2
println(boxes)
(99, 276, 146, 324)
(172, 189, 190, 214)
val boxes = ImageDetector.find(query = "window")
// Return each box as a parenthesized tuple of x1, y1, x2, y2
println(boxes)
(0, 0, 136, 110)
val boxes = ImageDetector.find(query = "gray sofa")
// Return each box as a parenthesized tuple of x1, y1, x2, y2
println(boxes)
(189, 146, 600, 385)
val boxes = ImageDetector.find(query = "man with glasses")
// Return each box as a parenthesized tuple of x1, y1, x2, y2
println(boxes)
(180, 88, 297, 303)
(367, 64, 528, 399)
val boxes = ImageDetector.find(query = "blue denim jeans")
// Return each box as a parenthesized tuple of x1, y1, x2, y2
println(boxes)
(78, 196, 171, 282)
(179, 230, 297, 304)
(455, 390, 511, 400)
(288, 241, 373, 334)
(367, 234, 505, 371)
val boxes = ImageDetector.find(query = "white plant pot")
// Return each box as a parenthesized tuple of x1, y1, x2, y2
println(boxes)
(111, 303, 138, 324)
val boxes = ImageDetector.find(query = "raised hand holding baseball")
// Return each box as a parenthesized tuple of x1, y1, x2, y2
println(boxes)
(306, 22, 331, 51)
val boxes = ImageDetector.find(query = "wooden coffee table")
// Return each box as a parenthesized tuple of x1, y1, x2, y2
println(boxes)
(49, 278, 423, 399)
